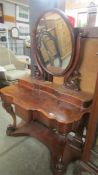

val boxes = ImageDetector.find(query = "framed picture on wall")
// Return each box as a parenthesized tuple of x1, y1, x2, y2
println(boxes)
(16, 5, 29, 22)
(0, 3, 4, 23)
(77, 12, 88, 27)
(11, 27, 19, 39)
(16, 22, 30, 39)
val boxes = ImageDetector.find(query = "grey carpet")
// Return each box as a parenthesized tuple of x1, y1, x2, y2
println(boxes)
(0, 101, 92, 175)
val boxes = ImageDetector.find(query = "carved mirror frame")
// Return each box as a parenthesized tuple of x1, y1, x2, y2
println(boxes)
(32, 8, 81, 81)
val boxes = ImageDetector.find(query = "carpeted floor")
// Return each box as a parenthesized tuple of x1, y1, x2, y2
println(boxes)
(0, 100, 93, 175)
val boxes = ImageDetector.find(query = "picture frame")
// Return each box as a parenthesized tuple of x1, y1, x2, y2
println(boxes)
(11, 27, 19, 39)
(77, 12, 88, 27)
(16, 22, 30, 39)
(0, 3, 4, 23)
(16, 5, 29, 22)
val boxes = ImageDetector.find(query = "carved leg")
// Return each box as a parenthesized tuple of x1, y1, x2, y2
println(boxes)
(54, 156, 65, 175)
(51, 122, 82, 175)
(51, 132, 66, 175)
(52, 134, 81, 175)
(2, 101, 17, 136)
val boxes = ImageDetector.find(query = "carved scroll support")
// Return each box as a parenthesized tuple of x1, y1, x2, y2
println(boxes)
(64, 70, 81, 91)
(33, 64, 42, 79)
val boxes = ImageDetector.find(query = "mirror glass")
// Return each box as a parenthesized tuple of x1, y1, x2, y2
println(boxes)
(36, 11, 73, 75)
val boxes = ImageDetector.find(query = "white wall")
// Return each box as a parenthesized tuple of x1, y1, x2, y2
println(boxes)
(66, 0, 98, 27)
(4, 0, 29, 6)
(0, 0, 15, 28)
(0, 0, 29, 29)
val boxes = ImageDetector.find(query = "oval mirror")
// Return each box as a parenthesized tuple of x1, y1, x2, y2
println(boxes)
(34, 9, 74, 76)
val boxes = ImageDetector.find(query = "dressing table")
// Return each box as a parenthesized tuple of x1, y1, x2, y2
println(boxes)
(0, 9, 98, 175)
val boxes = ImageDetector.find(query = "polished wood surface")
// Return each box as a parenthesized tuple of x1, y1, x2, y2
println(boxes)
(19, 76, 93, 108)
(0, 75, 91, 175)
(0, 76, 91, 124)
(79, 74, 98, 175)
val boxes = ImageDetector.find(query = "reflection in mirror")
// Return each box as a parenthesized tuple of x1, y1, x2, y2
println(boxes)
(36, 11, 72, 75)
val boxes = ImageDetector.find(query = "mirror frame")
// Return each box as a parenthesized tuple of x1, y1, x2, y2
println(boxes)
(32, 8, 75, 76)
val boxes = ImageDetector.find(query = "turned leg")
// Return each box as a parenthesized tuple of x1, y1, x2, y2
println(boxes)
(2, 101, 17, 135)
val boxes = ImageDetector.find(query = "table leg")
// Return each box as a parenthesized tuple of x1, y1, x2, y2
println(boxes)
(2, 101, 17, 135)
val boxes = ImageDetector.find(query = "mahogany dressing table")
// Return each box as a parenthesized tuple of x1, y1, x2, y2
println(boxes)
(0, 9, 96, 175)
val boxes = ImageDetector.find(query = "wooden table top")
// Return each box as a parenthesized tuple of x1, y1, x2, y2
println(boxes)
(0, 80, 90, 124)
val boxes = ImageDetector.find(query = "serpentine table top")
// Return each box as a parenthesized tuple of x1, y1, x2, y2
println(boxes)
(0, 76, 92, 126)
